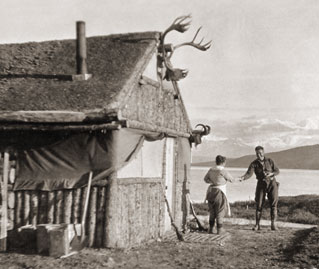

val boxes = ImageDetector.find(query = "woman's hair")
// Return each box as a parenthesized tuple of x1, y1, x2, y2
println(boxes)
(215, 155, 226, 165)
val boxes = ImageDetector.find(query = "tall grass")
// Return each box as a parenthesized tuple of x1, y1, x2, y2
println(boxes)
(193, 195, 319, 225)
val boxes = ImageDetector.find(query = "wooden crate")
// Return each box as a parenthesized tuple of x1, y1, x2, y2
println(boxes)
(37, 223, 82, 257)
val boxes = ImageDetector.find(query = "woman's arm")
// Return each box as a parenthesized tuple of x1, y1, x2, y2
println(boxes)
(222, 169, 235, 183)
(204, 169, 212, 183)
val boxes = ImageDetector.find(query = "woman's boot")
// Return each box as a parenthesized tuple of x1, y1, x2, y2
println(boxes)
(208, 219, 215, 234)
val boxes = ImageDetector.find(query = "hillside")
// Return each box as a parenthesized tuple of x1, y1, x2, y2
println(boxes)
(193, 144, 319, 170)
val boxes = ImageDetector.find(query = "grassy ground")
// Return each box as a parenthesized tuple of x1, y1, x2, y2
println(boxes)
(0, 194, 317, 268)
(193, 194, 319, 225)
(0, 225, 318, 268)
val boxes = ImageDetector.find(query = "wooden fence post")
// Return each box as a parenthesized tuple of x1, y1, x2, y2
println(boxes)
(0, 151, 9, 251)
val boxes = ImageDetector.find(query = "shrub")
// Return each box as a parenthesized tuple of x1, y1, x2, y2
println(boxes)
(193, 195, 319, 225)
(287, 209, 319, 225)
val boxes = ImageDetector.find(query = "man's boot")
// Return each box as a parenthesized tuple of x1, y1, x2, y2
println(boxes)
(271, 208, 278, 231)
(252, 210, 262, 231)
(208, 219, 215, 234)
(217, 224, 225, 235)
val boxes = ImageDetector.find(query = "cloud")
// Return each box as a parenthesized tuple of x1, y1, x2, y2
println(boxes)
(298, 117, 319, 130)
(192, 115, 319, 158)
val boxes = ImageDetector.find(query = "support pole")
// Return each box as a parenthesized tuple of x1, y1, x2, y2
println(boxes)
(0, 152, 9, 251)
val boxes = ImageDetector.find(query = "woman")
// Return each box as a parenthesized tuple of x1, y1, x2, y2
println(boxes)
(204, 155, 236, 234)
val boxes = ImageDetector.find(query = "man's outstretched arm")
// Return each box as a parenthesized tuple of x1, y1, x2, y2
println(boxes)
(240, 163, 254, 181)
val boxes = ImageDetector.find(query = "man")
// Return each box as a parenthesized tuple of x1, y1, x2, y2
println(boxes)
(240, 146, 280, 231)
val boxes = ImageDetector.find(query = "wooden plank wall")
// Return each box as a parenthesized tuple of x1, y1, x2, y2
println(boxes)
(115, 178, 164, 248)
(12, 186, 107, 248)
(10, 137, 190, 249)
(121, 81, 189, 133)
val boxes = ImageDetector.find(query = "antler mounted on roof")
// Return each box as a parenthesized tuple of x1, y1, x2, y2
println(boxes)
(158, 15, 212, 82)
(189, 124, 211, 147)
(173, 27, 212, 51)
(162, 15, 192, 40)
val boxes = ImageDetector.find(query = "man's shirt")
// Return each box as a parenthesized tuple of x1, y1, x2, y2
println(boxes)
(242, 157, 280, 181)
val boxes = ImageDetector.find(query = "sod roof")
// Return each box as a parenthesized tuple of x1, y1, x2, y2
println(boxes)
(0, 32, 160, 114)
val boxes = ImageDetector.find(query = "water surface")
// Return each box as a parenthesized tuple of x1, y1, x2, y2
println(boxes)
(190, 166, 319, 203)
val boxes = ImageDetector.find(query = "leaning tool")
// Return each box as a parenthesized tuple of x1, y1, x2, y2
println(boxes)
(68, 171, 93, 254)
(161, 184, 184, 241)
(186, 193, 207, 232)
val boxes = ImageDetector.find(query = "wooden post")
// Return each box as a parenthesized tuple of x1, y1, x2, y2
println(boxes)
(30, 191, 38, 226)
(102, 186, 108, 248)
(104, 174, 119, 248)
(80, 186, 87, 225)
(88, 187, 97, 247)
(38, 192, 48, 224)
(71, 188, 81, 224)
(54, 190, 63, 224)
(0, 151, 9, 251)
(47, 191, 55, 224)
(76, 21, 88, 74)
(23, 191, 31, 225)
(14, 192, 23, 228)
(95, 186, 105, 248)
(63, 190, 72, 224)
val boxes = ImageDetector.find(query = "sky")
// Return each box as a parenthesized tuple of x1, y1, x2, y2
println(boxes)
(1, 0, 319, 155)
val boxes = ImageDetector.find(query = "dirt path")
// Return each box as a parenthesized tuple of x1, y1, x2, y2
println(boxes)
(0, 224, 317, 269)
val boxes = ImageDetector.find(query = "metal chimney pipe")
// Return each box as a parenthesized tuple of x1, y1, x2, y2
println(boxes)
(76, 21, 88, 74)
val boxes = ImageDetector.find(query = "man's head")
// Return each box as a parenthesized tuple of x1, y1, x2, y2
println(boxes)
(216, 155, 226, 166)
(255, 146, 265, 161)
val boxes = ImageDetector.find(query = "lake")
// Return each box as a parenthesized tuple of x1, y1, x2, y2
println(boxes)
(190, 166, 319, 203)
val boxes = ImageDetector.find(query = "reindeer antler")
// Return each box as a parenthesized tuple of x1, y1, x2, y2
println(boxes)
(195, 124, 211, 135)
(162, 14, 192, 42)
(174, 27, 212, 51)
(158, 15, 211, 82)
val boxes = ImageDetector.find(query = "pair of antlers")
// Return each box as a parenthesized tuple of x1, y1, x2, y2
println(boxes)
(194, 124, 211, 136)
(162, 15, 212, 53)
(160, 15, 212, 81)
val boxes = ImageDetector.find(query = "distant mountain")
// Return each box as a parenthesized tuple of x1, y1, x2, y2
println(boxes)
(191, 115, 319, 163)
(193, 144, 319, 170)
(191, 138, 253, 162)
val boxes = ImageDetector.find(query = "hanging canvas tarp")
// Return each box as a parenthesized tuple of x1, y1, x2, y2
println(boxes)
(13, 129, 161, 191)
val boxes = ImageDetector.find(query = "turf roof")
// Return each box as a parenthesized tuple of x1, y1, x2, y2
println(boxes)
(0, 32, 160, 112)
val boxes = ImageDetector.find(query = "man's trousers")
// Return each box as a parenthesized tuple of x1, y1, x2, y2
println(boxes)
(255, 179, 279, 219)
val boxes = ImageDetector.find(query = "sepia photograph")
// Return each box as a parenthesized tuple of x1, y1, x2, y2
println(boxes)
(0, 0, 318, 268)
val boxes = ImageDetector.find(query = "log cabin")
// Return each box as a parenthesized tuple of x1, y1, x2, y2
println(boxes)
(0, 22, 193, 249)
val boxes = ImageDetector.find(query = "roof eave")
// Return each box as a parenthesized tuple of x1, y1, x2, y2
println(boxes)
(0, 108, 121, 124)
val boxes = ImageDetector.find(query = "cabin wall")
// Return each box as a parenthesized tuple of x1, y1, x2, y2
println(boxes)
(116, 178, 163, 247)
(11, 185, 109, 248)
(105, 134, 166, 248)
(121, 81, 189, 134)
(9, 131, 191, 249)
(105, 133, 190, 248)
(174, 137, 191, 230)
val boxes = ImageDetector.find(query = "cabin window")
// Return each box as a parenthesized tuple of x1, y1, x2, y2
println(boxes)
(117, 139, 164, 178)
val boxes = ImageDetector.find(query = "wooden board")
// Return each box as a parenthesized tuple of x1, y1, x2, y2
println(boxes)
(164, 231, 231, 244)
(164, 138, 175, 231)
(0, 152, 9, 251)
